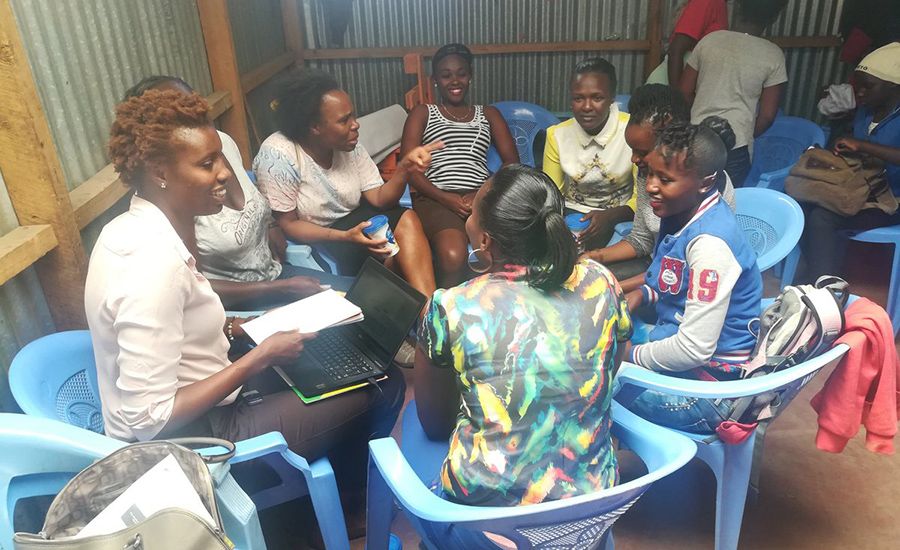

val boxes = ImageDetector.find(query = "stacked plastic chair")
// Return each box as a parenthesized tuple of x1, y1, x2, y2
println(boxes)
(748, 116, 827, 190)
(365, 401, 696, 549)
(8, 331, 352, 550)
(486, 100, 561, 172)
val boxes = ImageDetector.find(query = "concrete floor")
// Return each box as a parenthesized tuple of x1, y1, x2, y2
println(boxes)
(259, 238, 882, 550)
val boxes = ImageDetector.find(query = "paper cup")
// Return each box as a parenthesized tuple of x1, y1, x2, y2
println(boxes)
(565, 213, 590, 252)
(363, 214, 400, 257)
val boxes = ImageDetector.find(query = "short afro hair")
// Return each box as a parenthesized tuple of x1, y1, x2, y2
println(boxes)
(571, 57, 617, 95)
(108, 89, 211, 187)
(272, 67, 341, 142)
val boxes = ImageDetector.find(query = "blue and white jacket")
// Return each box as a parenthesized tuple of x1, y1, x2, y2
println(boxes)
(631, 192, 762, 375)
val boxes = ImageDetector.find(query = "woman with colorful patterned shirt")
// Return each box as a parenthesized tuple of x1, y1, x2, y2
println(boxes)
(415, 165, 632, 517)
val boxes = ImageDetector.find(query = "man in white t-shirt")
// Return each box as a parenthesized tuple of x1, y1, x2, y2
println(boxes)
(679, 0, 789, 187)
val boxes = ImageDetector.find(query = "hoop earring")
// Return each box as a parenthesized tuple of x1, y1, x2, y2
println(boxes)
(467, 247, 493, 274)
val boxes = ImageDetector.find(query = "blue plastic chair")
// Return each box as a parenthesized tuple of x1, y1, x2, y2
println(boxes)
(614, 343, 849, 550)
(486, 101, 561, 172)
(614, 94, 631, 113)
(734, 188, 804, 286)
(605, 221, 634, 246)
(844, 225, 900, 333)
(365, 400, 696, 550)
(747, 116, 826, 190)
(8, 331, 351, 550)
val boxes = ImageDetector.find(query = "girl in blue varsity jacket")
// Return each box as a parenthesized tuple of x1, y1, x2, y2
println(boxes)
(624, 117, 762, 434)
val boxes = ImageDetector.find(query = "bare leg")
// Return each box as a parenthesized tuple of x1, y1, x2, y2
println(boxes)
(386, 209, 436, 306)
(431, 228, 471, 288)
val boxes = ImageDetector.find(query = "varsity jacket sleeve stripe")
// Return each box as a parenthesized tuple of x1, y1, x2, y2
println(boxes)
(632, 235, 743, 372)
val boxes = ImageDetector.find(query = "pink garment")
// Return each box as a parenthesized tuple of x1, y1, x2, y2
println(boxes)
(810, 298, 900, 455)
(716, 420, 757, 444)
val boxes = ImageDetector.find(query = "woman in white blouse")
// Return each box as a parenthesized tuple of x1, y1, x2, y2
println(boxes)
(86, 90, 415, 492)
(254, 68, 440, 303)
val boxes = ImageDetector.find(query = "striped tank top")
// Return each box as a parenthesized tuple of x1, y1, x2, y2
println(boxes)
(421, 104, 492, 192)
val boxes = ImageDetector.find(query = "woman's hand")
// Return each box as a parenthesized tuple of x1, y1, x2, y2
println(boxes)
(580, 248, 606, 264)
(833, 137, 866, 155)
(257, 330, 317, 365)
(230, 316, 256, 339)
(579, 210, 614, 244)
(625, 289, 643, 312)
(276, 276, 326, 299)
(439, 192, 472, 218)
(343, 221, 393, 259)
(398, 141, 444, 174)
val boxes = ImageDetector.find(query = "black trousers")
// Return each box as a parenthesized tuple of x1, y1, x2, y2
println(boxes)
(726, 146, 751, 188)
(799, 204, 900, 284)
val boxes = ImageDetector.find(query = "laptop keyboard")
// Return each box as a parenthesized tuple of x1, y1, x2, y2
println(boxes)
(307, 329, 376, 381)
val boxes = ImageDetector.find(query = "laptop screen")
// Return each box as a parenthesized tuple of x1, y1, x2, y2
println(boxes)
(345, 258, 427, 362)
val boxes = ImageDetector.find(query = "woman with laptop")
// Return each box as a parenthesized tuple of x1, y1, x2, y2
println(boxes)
(85, 90, 435, 529)
(414, 164, 632, 547)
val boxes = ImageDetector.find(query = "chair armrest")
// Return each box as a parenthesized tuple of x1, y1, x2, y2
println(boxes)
(757, 166, 791, 191)
(615, 344, 848, 399)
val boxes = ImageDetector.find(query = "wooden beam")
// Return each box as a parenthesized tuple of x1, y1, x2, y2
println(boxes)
(305, 40, 652, 60)
(771, 35, 842, 49)
(69, 164, 128, 230)
(0, 0, 88, 329)
(197, 0, 252, 168)
(207, 89, 233, 120)
(645, 0, 663, 80)
(240, 51, 295, 93)
(281, 0, 305, 66)
(0, 225, 58, 287)
(305, 35, 840, 61)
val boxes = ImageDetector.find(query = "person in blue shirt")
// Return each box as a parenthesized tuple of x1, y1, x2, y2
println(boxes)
(801, 42, 900, 282)
(623, 117, 763, 433)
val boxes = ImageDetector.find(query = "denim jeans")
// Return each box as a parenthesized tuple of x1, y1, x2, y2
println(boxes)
(627, 389, 733, 434)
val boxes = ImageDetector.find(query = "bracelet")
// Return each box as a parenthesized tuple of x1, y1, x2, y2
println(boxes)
(226, 318, 236, 342)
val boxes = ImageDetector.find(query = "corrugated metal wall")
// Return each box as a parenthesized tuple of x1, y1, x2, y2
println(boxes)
(287, 0, 847, 119)
(0, 0, 214, 410)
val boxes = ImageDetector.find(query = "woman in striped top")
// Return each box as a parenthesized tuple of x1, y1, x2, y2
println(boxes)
(401, 43, 519, 287)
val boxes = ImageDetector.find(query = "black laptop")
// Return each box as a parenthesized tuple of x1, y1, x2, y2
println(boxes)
(273, 257, 426, 398)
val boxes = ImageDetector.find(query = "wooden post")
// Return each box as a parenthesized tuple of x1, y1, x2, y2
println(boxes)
(197, 0, 252, 167)
(281, 0, 305, 66)
(645, 0, 664, 80)
(0, 0, 89, 329)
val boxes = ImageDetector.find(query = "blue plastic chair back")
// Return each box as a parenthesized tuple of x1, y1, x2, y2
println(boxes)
(486, 101, 561, 172)
(0, 414, 124, 548)
(734, 188, 804, 272)
(615, 94, 631, 113)
(9, 331, 104, 433)
(746, 116, 826, 187)
(9, 331, 351, 550)
(365, 401, 695, 550)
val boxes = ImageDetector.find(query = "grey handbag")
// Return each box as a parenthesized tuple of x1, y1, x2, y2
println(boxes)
(14, 439, 236, 550)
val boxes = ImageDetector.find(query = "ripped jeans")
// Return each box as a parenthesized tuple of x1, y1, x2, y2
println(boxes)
(626, 390, 733, 435)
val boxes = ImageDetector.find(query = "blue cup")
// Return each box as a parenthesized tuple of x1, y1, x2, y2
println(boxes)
(363, 215, 399, 257)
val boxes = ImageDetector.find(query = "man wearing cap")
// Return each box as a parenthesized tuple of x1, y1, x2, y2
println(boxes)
(800, 42, 900, 282)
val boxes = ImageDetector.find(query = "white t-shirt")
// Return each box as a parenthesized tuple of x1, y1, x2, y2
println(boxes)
(253, 132, 383, 226)
(195, 131, 282, 283)
(688, 30, 788, 151)
(85, 195, 237, 442)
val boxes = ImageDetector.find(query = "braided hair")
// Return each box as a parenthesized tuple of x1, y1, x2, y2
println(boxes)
(628, 84, 690, 129)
